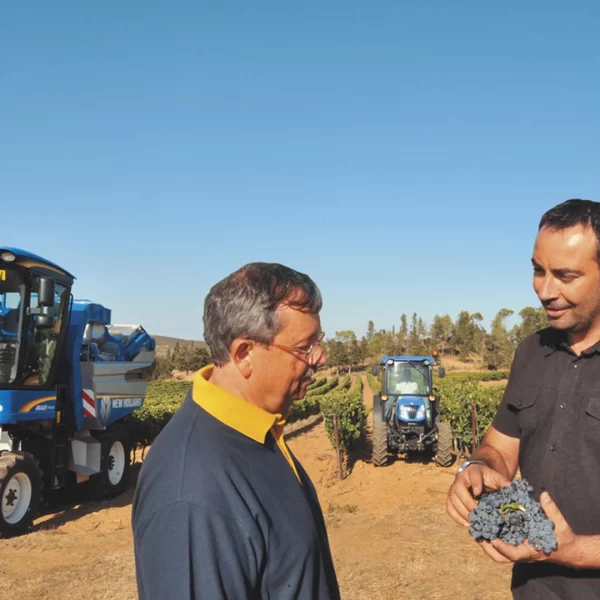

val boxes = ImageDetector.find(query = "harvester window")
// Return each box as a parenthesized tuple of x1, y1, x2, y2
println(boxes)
(0, 269, 25, 384)
(22, 279, 68, 386)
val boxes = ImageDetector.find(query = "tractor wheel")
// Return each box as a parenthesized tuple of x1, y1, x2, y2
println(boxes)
(372, 395, 388, 467)
(0, 451, 43, 538)
(372, 421, 388, 467)
(87, 423, 131, 500)
(435, 421, 454, 467)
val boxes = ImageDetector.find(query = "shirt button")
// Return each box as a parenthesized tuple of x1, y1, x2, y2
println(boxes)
(517, 400, 523, 407)
(550, 444, 556, 451)
(573, 363, 578, 368)
(560, 403, 566, 409)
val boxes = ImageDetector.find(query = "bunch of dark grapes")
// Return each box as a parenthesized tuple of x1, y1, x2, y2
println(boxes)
(468, 479, 557, 553)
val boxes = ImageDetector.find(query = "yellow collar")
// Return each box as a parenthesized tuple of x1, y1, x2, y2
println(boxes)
(192, 365, 286, 443)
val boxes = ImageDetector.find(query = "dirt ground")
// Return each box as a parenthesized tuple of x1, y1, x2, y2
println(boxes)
(0, 377, 513, 600)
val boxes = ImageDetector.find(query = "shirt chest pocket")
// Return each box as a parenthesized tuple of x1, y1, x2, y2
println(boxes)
(506, 386, 540, 431)
(583, 397, 600, 440)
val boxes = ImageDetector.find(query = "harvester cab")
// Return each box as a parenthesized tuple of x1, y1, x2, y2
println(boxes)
(0, 248, 156, 537)
(371, 353, 453, 468)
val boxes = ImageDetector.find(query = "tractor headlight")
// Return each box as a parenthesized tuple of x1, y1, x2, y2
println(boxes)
(416, 405, 425, 420)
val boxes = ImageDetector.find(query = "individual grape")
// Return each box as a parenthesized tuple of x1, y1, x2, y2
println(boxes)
(467, 479, 558, 552)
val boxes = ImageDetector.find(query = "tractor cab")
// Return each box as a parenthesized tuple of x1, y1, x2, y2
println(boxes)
(371, 353, 452, 468)
(376, 356, 441, 427)
(0, 249, 73, 389)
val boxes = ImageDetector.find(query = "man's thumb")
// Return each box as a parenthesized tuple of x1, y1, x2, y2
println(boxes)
(540, 492, 565, 526)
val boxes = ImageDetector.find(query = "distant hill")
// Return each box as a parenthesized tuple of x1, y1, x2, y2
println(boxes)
(152, 335, 208, 349)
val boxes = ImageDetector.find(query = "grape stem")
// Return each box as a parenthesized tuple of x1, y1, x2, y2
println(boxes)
(499, 503, 526, 518)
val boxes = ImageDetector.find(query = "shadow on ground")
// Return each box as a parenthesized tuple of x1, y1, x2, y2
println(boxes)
(32, 462, 142, 532)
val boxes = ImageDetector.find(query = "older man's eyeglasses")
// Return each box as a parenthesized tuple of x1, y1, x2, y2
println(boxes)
(265, 331, 325, 365)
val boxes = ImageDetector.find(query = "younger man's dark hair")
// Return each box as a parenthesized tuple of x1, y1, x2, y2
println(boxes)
(539, 199, 600, 259)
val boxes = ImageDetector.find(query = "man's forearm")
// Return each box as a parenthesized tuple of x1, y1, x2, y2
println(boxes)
(469, 444, 516, 481)
(555, 535, 600, 569)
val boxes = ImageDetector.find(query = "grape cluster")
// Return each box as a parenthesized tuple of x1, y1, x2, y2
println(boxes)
(468, 479, 558, 553)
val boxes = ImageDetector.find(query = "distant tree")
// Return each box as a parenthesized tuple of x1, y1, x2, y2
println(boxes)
(512, 306, 548, 345)
(407, 313, 426, 355)
(431, 314, 454, 355)
(484, 309, 514, 370)
(452, 311, 485, 358)
(366, 321, 376, 343)
(327, 340, 349, 374)
(399, 314, 408, 354)
(153, 349, 174, 380)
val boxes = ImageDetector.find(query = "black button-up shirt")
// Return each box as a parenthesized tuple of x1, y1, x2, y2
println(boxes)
(492, 327, 600, 599)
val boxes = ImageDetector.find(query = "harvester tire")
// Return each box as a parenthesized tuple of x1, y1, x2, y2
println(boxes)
(435, 422, 454, 467)
(87, 423, 131, 500)
(0, 451, 43, 538)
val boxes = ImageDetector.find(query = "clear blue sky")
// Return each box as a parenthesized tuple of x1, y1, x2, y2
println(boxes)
(2, 1, 599, 340)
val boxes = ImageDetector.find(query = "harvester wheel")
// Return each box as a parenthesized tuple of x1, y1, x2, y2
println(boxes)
(434, 421, 454, 467)
(0, 451, 43, 538)
(87, 423, 131, 500)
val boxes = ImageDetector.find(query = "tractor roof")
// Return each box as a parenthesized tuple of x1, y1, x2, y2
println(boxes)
(381, 355, 435, 364)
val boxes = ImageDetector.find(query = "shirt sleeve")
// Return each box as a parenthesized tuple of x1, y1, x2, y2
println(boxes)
(134, 501, 265, 600)
(491, 341, 528, 438)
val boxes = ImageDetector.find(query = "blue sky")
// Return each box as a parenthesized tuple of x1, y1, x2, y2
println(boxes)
(2, 1, 599, 340)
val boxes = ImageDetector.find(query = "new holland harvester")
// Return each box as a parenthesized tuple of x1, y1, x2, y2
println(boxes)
(0, 248, 156, 537)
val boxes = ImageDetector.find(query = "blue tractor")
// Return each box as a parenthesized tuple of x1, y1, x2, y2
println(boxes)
(371, 354, 453, 467)
(0, 248, 156, 537)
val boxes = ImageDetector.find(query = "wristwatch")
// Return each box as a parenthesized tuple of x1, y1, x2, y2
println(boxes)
(457, 459, 487, 473)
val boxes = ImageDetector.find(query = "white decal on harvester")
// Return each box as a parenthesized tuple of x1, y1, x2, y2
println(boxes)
(100, 396, 112, 424)
(112, 397, 143, 409)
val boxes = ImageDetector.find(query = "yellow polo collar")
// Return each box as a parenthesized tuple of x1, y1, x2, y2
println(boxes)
(192, 364, 286, 443)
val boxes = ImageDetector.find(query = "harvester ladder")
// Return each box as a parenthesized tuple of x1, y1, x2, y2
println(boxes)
(50, 386, 71, 489)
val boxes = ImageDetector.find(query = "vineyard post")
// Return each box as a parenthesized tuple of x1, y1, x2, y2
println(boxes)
(471, 399, 478, 449)
(333, 413, 343, 480)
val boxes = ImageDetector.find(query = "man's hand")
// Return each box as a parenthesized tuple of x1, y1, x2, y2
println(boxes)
(446, 463, 511, 527)
(478, 491, 578, 566)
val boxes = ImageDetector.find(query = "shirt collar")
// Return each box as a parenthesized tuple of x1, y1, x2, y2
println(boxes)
(547, 328, 600, 357)
(192, 364, 286, 443)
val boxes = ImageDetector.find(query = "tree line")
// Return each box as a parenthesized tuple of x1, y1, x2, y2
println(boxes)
(323, 306, 548, 372)
(153, 342, 211, 379)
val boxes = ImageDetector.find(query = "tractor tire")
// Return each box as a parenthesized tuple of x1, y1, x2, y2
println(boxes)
(372, 421, 388, 467)
(0, 451, 43, 538)
(86, 423, 131, 500)
(435, 421, 454, 467)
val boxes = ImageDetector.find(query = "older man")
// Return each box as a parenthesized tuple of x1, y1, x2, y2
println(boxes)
(132, 262, 340, 599)
(447, 199, 600, 599)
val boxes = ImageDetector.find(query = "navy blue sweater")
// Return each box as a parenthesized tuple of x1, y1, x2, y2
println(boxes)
(131, 388, 341, 599)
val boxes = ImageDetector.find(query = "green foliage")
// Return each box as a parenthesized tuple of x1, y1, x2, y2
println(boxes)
(434, 378, 506, 452)
(320, 389, 368, 454)
(307, 376, 327, 391)
(124, 380, 192, 450)
(287, 395, 321, 424)
(339, 375, 351, 391)
(436, 370, 509, 383)
(305, 376, 339, 397)
(354, 375, 363, 394)
(367, 373, 381, 393)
